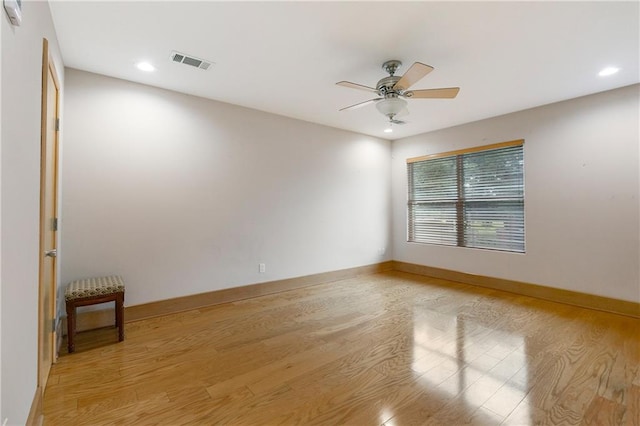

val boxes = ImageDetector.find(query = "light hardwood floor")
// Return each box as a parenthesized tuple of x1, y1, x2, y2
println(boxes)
(44, 271, 639, 425)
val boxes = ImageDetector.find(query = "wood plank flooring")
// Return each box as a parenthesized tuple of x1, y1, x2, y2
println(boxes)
(43, 271, 639, 425)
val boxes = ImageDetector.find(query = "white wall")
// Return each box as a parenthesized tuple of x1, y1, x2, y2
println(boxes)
(61, 69, 391, 307)
(1, 11, 3, 420)
(392, 85, 640, 303)
(1, 1, 64, 424)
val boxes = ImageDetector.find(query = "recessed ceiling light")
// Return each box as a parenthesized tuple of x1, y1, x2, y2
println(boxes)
(598, 66, 619, 77)
(136, 62, 156, 72)
(384, 128, 393, 133)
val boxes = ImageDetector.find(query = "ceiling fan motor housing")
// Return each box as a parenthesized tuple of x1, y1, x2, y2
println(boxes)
(376, 76, 402, 96)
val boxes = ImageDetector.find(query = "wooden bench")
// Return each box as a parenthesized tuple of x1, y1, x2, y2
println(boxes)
(65, 275, 125, 353)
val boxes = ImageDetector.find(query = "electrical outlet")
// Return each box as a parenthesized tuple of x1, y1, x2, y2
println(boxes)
(259, 263, 266, 273)
(378, 247, 386, 256)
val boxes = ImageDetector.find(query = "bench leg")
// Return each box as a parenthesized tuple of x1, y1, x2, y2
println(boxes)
(116, 292, 124, 342)
(66, 301, 76, 353)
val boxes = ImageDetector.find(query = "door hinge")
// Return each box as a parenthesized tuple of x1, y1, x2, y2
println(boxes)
(52, 217, 58, 231)
(55, 118, 60, 131)
(52, 318, 57, 333)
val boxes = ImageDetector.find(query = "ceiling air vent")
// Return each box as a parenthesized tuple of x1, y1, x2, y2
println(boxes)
(170, 51, 212, 70)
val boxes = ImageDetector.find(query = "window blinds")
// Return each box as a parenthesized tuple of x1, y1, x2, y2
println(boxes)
(407, 142, 525, 253)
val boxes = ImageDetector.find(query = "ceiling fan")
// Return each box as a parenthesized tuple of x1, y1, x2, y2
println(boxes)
(336, 60, 460, 125)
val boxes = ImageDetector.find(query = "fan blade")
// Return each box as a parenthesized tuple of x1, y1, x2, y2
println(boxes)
(393, 62, 434, 91)
(406, 87, 460, 99)
(390, 119, 406, 125)
(339, 98, 382, 111)
(336, 81, 378, 93)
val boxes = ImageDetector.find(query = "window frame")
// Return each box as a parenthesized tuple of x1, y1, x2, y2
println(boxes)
(406, 139, 525, 253)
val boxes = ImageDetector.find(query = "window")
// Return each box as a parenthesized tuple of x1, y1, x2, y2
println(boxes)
(407, 140, 525, 253)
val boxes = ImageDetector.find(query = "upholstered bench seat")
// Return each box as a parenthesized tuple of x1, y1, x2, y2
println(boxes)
(65, 275, 125, 353)
(65, 275, 125, 300)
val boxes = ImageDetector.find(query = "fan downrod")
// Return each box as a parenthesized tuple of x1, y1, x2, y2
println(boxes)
(382, 60, 402, 76)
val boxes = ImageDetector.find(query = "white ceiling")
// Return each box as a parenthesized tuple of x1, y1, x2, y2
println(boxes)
(49, 1, 639, 140)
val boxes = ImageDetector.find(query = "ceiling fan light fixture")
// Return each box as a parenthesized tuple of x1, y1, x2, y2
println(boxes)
(376, 97, 408, 118)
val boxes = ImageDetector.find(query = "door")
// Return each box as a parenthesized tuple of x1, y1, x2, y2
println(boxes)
(38, 38, 60, 392)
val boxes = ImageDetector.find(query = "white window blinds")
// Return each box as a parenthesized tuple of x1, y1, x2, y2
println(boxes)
(407, 141, 525, 253)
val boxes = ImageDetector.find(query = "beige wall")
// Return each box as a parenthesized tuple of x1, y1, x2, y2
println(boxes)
(61, 71, 640, 310)
(61, 69, 392, 307)
(391, 85, 640, 303)
(1, 1, 64, 424)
